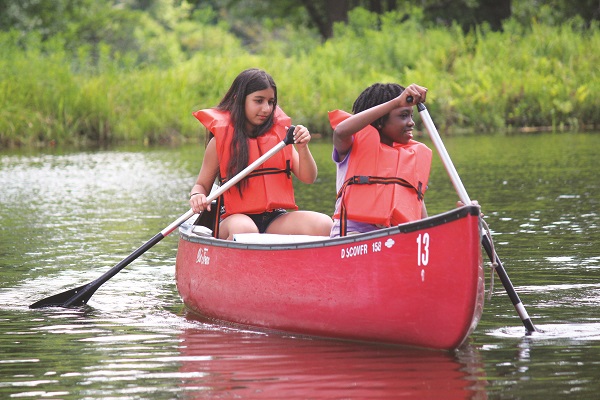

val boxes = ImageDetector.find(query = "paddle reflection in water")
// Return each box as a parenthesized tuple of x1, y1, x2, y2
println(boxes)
(178, 315, 488, 399)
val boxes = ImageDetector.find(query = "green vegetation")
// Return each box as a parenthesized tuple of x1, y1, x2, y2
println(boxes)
(0, 3, 598, 147)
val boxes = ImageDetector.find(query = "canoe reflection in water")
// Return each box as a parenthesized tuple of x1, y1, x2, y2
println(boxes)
(177, 320, 488, 399)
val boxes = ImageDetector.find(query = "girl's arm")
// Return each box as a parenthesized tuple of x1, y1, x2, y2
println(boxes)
(333, 84, 427, 159)
(290, 125, 318, 184)
(189, 138, 220, 213)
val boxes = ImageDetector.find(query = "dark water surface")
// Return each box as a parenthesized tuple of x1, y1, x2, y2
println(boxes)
(1, 132, 599, 399)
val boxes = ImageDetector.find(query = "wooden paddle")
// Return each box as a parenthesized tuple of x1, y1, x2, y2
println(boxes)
(29, 126, 296, 309)
(415, 102, 538, 334)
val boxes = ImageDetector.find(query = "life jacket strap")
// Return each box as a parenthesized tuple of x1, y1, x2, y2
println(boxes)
(213, 195, 223, 238)
(221, 162, 292, 185)
(336, 175, 425, 237)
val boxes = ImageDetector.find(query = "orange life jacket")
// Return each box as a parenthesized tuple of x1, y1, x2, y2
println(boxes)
(329, 109, 432, 235)
(193, 107, 298, 219)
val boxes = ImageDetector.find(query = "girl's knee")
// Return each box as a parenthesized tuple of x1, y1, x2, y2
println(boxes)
(298, 212, 332, 236)
(314, 213, 333, 235)
(219, 214, 259, 239)
(265, 211, 330, 236)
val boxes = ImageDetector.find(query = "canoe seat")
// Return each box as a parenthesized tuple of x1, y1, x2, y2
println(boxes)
(233, 233, 330, 244)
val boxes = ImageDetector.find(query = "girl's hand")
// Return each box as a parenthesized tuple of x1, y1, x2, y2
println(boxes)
(293, 124, 311, 150)
(190, 193, 211, 214)
(399, 83, 428, 106)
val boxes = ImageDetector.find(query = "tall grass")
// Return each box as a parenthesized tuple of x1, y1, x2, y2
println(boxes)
(1, 8, 598, 147)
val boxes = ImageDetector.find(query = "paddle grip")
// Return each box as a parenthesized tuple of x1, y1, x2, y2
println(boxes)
(284, 125, 296, 145)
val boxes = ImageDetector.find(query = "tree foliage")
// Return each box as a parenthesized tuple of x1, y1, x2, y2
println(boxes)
(183, 0, 599, 39)
(2, 0, 598, 47)
(0, 0, 191, 69)
(0, 0, 598, 146)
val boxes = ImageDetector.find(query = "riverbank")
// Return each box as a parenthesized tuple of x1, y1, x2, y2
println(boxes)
(1, 9, 598, 147)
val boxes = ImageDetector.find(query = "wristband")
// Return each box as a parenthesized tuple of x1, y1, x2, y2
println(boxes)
(189, 192, 202, 199)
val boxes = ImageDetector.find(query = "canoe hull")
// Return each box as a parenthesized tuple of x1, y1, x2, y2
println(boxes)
(176, 206, 484, 349)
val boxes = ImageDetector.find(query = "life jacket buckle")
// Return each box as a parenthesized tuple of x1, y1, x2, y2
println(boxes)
(417, 182, 424, 201)
(354, 176, 370, 184)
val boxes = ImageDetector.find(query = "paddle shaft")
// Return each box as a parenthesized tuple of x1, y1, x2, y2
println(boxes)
(417, 103, 536, 334)
(30, 126, 296, 308)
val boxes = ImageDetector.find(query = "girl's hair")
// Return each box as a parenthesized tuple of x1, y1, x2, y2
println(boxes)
(215, 68, 278, 191)
(352, 83, 405, 131)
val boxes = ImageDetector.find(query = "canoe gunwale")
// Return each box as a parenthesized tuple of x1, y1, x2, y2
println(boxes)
(179, 204, 480, 249)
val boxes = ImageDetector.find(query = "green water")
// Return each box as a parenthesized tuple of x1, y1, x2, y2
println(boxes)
(1, 132, 599, 399)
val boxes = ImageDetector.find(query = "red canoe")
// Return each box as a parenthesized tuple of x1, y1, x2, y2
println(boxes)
(175, 205, 484, 350)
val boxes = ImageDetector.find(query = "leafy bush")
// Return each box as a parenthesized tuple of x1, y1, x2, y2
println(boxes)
(0, 5, 598, 147)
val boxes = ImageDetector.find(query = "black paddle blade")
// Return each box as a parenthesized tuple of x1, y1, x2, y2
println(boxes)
(28, 232, 167, 310)
(29, 283, 94, 309)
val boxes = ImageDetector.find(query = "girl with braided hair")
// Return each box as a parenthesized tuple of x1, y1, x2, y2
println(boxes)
(328, 83, 431, 237)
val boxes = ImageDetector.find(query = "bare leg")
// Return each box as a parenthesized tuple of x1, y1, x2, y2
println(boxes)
(266, 211, 332, 236)
(219, 214, 259, 240)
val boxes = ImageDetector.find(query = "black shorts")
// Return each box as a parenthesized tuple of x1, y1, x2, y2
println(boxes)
(247, 209, 287, 233)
